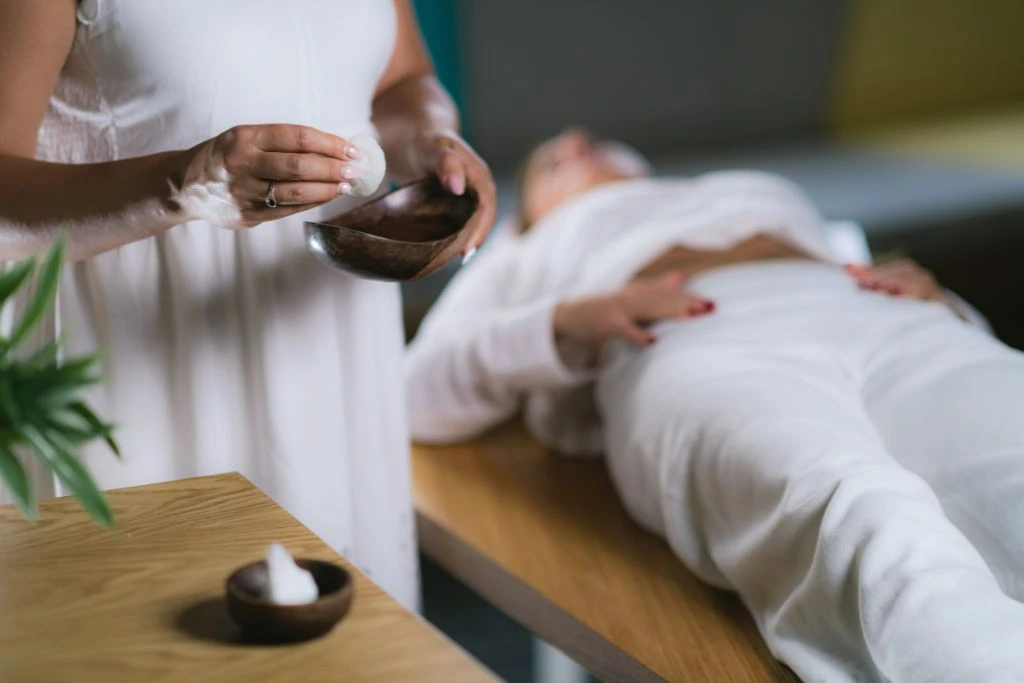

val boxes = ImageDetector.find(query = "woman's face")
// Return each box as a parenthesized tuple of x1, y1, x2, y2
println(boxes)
(520, 129, 650, 227)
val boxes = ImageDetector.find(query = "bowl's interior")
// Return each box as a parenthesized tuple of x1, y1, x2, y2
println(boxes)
(316, 176, 478, 244)
(230, 559, 350, 605)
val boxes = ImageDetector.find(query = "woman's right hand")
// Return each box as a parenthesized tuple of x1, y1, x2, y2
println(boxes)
(552, 272, 715, 366)
(177, 124, 366, 228)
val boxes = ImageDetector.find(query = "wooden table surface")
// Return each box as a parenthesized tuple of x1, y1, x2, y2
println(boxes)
(414, 421, 798, 683)
(0, 473, 494, 683)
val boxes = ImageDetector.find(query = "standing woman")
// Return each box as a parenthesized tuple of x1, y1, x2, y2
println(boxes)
(0, 0, 495, 608)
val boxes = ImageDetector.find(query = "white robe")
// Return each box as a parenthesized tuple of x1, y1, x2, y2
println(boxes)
(409, 172, 846, 453)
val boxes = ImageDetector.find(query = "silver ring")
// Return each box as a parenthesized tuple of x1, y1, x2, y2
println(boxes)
(264, 182, 277, 208)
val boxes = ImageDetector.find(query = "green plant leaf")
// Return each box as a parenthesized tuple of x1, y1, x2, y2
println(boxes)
(0, 232, 118, 527)
(21, 336, 63, 371)
(43, 409, 116, 451)
(0, 258, 35, 308)
(0, 441, 35, 519)
(22, 354, 99, 394)
(42, 416, 103, 445)
(0, 375, 21, 428)
(27, 381, 102, 413)
(21, 423, 114, 528)
(68, 402, 121, 458)
(9, 236, 65, 349)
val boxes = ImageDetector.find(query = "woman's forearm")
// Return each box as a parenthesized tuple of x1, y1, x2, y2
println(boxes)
(371, 73, 459, 183)
(0, 150, 191, 261)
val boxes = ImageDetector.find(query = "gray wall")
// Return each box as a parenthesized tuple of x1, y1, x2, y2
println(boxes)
(462, 0, 849, 170)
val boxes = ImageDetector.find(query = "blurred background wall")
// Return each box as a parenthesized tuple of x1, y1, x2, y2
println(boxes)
(410, 0, 1024, 347)
(463, 0, 846, 168)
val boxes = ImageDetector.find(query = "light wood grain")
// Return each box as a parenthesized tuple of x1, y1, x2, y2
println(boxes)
(413, 421, 799, 683)
(0, 473, 494, 683)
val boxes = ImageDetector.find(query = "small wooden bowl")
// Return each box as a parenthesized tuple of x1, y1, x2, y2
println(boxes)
(225, 559, 354, 644)
(304, 176, 478, 281)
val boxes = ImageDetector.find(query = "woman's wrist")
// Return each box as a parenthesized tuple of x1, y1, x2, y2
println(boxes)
(155, 149, 195, 217)
(552, 301, 599, 370)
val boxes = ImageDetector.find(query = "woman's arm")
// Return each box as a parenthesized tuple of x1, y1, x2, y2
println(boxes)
(372, 0, 496, 253)
(405, 239, 582, 444)
(406, 238, 715, 444)
(0, 1, 198, 260)
(0, 0, 363, 261)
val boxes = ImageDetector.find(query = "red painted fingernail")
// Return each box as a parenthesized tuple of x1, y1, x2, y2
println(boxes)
(645, 336, 657, 345)
(703, 301, 716, 313)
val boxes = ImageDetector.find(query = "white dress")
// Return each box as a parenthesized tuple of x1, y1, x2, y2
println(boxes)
(22, 0, 417, 608)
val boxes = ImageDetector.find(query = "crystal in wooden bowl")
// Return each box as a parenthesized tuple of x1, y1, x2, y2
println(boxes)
(225, 558, 354, 644)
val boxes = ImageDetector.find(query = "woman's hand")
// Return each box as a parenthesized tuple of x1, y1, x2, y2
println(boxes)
(552, 272, 715, 367)
(177, 124, 366, 228)
(845, 260, 948, 303)
(407, 130, 497, 254)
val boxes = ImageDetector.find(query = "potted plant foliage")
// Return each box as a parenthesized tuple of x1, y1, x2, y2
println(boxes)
(0, 237, 119, 527)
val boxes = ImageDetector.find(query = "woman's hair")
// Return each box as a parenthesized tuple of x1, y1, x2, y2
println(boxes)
(513, 135, 653, 234)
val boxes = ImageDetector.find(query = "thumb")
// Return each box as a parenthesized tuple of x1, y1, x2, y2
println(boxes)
(438, 152, 466, 195)
(618, 320, 656, 347)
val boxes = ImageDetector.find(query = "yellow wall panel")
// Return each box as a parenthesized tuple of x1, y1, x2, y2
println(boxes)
(832, 0, 1024, 131)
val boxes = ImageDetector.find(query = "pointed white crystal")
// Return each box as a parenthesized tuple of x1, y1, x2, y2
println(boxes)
(262, 542, 319, 605)
(347, 132, 387, 197)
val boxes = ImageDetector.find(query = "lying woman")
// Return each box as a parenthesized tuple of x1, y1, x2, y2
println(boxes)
(406, 129, 1024, 682)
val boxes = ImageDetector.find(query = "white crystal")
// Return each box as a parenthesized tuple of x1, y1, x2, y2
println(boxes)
(347, 132, 387, 197)
(262, 542, 319, 605)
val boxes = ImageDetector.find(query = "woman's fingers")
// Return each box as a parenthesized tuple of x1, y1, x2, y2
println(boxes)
(847, 264, 895, 292)
(249, 152, 355, 183)
(615, 295, 712, 347)
(857, 278, 902, 296)
(850, 264, 945, 300)
(437, 152, 466, 196)
(658, 270, 688, 288)
(193, 123, 372, 230)
(465, 182, 498, 253)
(631, 271, 712, 318)
(235, 178, 346, 206)
(221, 124, 363, 208)
(453, 153, 498, 253)
(429, 137, 497, 254)
(616, 318, 657, 347)
(248, 124, 360, 160)
(628, 286, 715, 322)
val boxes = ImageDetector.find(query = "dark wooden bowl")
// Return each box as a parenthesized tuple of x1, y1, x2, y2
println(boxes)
(304, 176, 479, 281)
(225, 559, 354, 644)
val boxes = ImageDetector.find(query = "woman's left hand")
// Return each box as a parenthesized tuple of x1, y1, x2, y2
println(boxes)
(845, 260, 948, 303)
(411, 130, 497, 254)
